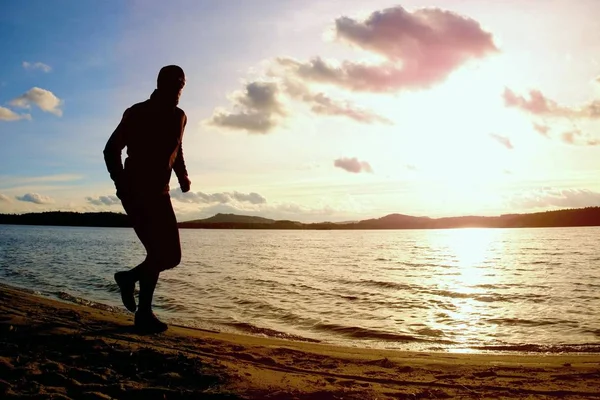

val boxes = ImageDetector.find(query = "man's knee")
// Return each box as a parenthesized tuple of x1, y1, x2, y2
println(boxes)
(160, 248, 181, 270)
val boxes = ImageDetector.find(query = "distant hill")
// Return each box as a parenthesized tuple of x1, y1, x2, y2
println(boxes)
(178, 213, 303, 229)
(185, 213, 277, 224)
(2, 207, 600, 229)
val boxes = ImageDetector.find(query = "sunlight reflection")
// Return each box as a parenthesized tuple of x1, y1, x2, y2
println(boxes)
(430, 228, 502, 348)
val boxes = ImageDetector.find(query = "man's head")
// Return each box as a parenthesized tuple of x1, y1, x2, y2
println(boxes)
(157, 65, 185, 101)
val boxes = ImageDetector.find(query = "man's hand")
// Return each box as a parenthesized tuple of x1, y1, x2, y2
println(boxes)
(180, 176, 191, 193)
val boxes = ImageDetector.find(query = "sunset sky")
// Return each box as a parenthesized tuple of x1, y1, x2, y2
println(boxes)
(1, 0, 600, 222)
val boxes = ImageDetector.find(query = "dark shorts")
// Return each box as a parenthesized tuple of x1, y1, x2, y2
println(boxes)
(121, 192, 181, 272)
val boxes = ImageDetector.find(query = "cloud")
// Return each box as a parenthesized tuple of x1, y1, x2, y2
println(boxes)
(508, 188, 600, 209)
(206, 81, 284, 133)
(503, 88, 600, 119)
(16, 193, 54, 204)
(0, 194, 11, 202)
(334, 157, 373, 173)
(10, 87, 63, 116)
(208, 5, 497, 132)
(231, 192, 267, 204)
(561, 129, 580, 145)
(85, 195, 121, 206)
(533, 123, 550, 137)
(489, 133, 513, 149)
(283, 79, 391, 124)
(0, 106, 31, 121)
(277, 6, 497, 93)
(171, 189, 267, 205)
(22, 61, 52, 73)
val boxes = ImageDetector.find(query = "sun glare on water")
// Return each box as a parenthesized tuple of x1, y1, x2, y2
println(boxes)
(429, 228, 503, 351)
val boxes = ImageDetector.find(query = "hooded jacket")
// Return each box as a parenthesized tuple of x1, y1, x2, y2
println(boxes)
(104, 90, 188, 196)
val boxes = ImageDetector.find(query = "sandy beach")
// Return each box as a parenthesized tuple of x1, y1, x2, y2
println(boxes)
(1, 284, 599, 399)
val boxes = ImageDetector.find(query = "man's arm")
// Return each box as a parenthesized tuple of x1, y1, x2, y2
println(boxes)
(103, 108, 131, 185)
(173, 114, 190, 192)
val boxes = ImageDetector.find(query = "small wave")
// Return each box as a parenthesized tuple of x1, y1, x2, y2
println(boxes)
(473, 343, 600, 353)
(414, 327, 446, 338)
(226, 321, 319, 343)
(312, 322, 451, 343)
(429, 289, 507, 303)
(342, 279, 415, 291)
(485, 318, 566, 327)
(55, 291, 119, 312)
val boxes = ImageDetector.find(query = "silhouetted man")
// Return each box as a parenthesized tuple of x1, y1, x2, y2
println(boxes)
(104, 65, 190, 333)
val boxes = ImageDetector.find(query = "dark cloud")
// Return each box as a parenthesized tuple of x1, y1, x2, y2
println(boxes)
(335, 6, 497, 61)
(86, 195, 121, 206)
(206, 81, 284, 134)
(171, 189, 267, 205)
(278, 6, 497, 93)
(509, 188, 600, 209)
(503, 88, 600, 119)
(334, 157, 373, 173)
(489, 133, 513, 149)
(16, 193, 54, 204)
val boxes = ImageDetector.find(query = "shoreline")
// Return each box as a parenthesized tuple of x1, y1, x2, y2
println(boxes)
(12, 282, 600, 356)
(1, 284, 599, 398)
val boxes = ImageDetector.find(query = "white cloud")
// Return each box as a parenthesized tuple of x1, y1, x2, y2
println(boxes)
(508, 188, 600, 209)
(0, 106, 31, 121)
(15, 193, 54, 205)
(170, 189, 267, 204)
(489, 133, 513, 149)
(22, 61, 52, 73)
(176, 201, 341, 223)
(85, 195, 121, 206)
(10, 87, 63, 116)
(334, 157, 373, 173)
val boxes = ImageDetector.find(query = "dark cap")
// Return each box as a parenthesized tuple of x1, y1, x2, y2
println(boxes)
(157, 65, 185, 88)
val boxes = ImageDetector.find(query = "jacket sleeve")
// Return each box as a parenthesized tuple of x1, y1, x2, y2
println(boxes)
(173, 114, 189, 183)
(103, 108, 131, 183)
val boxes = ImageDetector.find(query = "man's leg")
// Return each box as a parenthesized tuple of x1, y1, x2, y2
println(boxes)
(133, 193, 180, 333)
(114, 195, 155, 312)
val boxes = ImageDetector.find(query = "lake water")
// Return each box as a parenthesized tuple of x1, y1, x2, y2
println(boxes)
(1, 224, 599, 354)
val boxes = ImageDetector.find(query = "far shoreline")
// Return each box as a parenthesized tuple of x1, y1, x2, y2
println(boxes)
(2, 206, 600, 230)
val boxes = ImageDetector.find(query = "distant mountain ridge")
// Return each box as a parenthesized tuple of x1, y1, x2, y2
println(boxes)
(186, 213, 278, 224)
(2, 207, 600, 229)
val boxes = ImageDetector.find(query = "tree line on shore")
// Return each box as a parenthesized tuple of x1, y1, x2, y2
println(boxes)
(2, 207, 600, 229)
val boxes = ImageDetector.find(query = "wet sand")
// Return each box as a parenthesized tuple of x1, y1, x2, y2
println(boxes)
(1, 284, 599, 399)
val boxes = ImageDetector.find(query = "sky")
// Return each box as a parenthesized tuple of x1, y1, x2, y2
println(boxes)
(1, 0, 600, 223)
